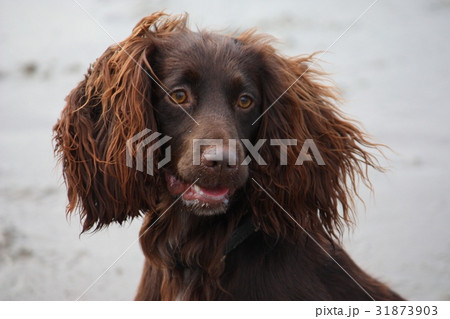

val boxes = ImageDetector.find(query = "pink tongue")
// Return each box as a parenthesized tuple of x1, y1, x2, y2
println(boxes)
(199, 186, 229, 197)
(183, 185, 229, 204)
(165, 174, 229, 202)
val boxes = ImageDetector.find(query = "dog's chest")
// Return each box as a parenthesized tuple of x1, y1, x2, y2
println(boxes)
(175, 268, 193, 301)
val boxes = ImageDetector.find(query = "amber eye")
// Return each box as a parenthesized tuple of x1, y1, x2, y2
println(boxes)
(237, 95, 253, 108)
(170, 90, 188, 104)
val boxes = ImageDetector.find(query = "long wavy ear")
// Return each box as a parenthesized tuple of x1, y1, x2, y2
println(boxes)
(238, 31, 382, 241)
(53, 12, 188, 232)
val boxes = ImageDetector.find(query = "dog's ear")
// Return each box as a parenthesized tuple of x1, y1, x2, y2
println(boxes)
(239, 32, 381, 240)
(53, 12, 187, 232)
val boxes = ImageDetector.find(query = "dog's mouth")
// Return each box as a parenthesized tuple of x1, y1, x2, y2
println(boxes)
(165, 173, 234, 207)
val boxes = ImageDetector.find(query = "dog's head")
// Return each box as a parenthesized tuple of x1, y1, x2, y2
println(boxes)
(150, 29, 265, 215)
(54, 12, 380, 238)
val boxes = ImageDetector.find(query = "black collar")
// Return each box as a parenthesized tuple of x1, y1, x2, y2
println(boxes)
(175, 216, 259, 268)
(223, 215, 258, 256)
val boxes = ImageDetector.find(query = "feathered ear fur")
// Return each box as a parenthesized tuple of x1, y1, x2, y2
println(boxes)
(53, 12, 188, 232)
(237, 31, 382, 241)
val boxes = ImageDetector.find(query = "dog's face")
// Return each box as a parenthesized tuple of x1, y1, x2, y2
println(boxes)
(151, 32, 263, 215)
(54, 12, 378, 235)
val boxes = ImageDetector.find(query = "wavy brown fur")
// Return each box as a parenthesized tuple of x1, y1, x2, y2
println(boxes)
(53, 12, 402, 300)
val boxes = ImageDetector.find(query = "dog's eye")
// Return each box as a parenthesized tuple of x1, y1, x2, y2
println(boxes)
(237, 95, 253, 109)
(170, 90, 188, 104)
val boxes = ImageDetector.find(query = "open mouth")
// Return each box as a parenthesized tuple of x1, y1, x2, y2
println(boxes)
(165, 173, 233, 206)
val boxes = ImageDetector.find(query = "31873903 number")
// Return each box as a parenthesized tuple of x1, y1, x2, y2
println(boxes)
(376, 306, 438, 316)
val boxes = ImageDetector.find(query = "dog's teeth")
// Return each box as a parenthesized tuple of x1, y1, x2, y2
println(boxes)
(193, 184, 204, 195)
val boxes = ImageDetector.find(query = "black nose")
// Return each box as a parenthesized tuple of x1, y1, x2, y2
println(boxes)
(201, 145, 238, 174)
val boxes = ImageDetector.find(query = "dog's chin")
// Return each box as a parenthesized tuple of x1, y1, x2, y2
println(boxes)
(181, 199, 229, 216)
(165, 173, 235, 216)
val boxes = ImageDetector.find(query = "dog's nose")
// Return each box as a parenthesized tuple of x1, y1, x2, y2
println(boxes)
(201, 145, 238, 173)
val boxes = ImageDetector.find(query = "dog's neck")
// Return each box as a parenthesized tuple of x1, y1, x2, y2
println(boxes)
(140, 191, 251, 265)
(223, 214, 258, 256)
(139, 195, 253, 300)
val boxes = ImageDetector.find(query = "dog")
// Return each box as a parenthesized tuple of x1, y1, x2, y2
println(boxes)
(53, 12, 404, 300)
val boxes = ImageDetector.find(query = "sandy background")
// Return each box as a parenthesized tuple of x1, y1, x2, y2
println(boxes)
(1, 0, 449, 300)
